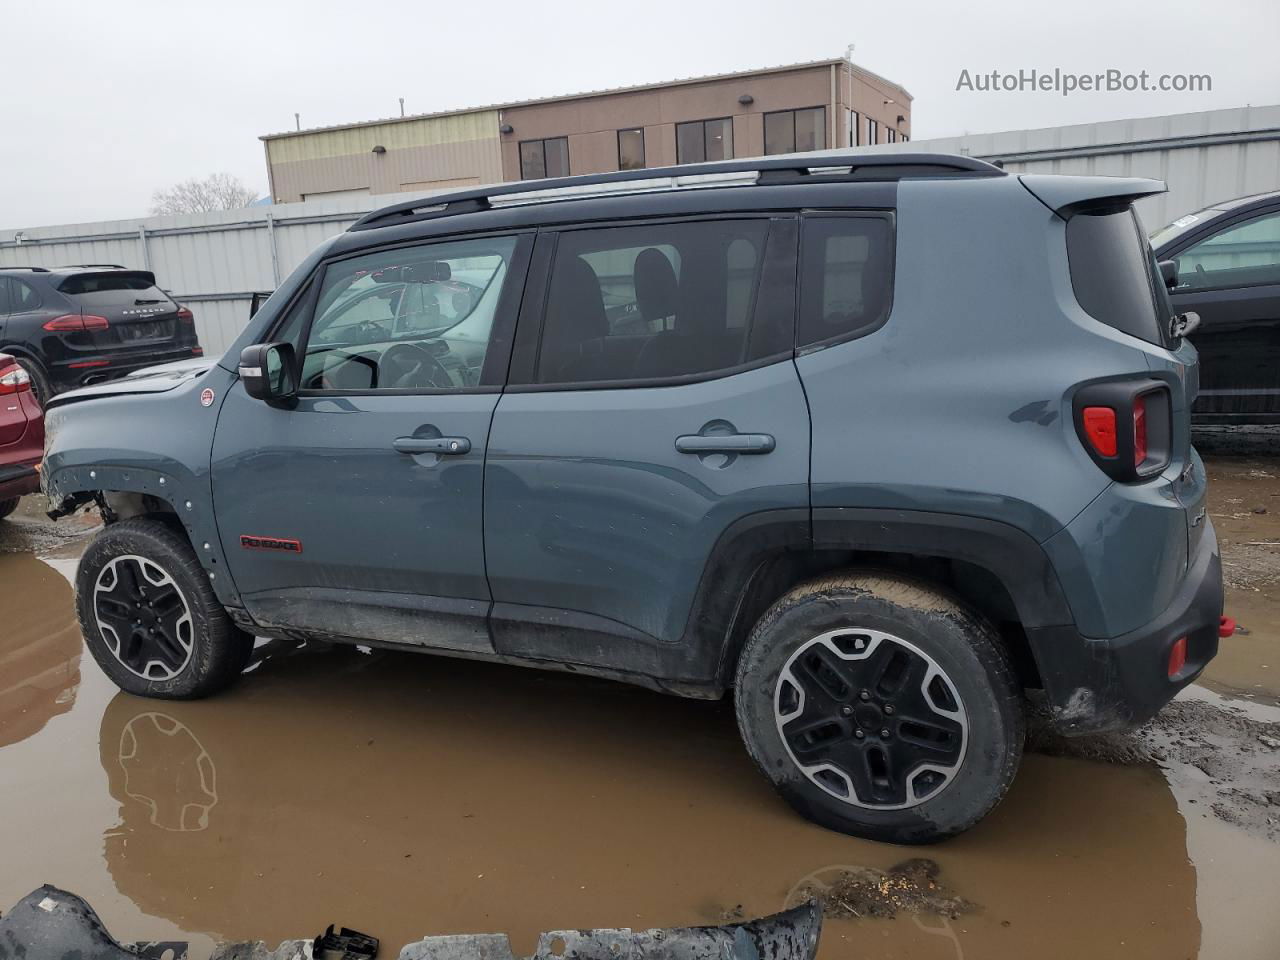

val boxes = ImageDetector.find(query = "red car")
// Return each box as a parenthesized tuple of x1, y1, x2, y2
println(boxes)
(0, 353, 44, 520)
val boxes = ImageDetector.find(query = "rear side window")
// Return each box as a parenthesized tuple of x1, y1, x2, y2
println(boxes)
(0, 279, 11, 314)
(1066, 208, 1167, 345)
(10, 278, 41, 311)
(59, 273, 173, 309)
(797, 216, 895, 349)
(534, 218, 790, 386)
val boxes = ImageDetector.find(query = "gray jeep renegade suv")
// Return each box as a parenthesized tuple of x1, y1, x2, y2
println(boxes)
(42, 153, 1224, 843)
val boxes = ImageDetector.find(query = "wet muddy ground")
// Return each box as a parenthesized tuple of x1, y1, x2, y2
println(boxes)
(2, 435, 1279, 959)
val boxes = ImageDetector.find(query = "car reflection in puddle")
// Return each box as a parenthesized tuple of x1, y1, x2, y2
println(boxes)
(0, 552, 82, 749)
(90, 639, 1202, 960)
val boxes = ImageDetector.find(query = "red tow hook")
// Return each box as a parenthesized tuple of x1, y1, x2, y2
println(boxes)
(1219, 616, 1236, 639)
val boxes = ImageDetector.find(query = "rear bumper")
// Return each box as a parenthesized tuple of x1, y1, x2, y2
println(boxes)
(0, 462, 41, 501)
(49, 346, 203, 392)
(1028, 519, 1223, 735)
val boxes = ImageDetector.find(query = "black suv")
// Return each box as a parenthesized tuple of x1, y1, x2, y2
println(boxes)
(0, 265, 203, 403)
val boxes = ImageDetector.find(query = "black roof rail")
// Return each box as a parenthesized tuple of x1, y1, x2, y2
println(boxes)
(59, 263, 128, 270)
(348, 152, 1004, 232)
(0, 266, 50, 272)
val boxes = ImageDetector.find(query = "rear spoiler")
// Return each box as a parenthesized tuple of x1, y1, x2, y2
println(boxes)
(1020, 175, 1166, 217)
(55, 269, 156, 290)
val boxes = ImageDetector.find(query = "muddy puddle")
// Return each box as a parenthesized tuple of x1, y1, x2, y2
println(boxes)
(3, 444, 1280, 959)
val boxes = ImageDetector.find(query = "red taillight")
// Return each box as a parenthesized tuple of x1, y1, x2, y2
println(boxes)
(0, 365, 31, 395)
(1168, 636, 1188, 678)
(177, 307, 194, 322)
(42, 313, 109, 332)
(191, 346, 204, 356)
(1133, 395, 1147, 467)
(1081, 406, 1118, 457)
(68, 360, 110, 369)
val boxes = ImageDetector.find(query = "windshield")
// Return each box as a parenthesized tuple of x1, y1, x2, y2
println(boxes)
(1150, 206, 1226, 249)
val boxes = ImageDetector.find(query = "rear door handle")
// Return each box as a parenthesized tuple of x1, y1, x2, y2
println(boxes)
(393, 436, 471, 455)
(674, 433, 775, 454)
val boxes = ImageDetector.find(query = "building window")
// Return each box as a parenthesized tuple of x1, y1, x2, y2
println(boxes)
(519, 137, 569, 179)
(675, 118, 733, 164)
(866, 118, 879, 145)
(887, 129, 897, 143)
(617, 128, 645, 170)
(764, 107, 826, 155)
(847, 110, 861, 147)
(900, 133, 909, 142)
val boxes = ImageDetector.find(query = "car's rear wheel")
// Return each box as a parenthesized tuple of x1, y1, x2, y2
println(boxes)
(734, 572, 1024, 844)
(13, 357, 52, 407)
(0, 497, 20, 520)
(75, 517, 253, 699)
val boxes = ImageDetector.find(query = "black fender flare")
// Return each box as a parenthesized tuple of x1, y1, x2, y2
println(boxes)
(683, 507, 1076, 686)
(43, 463, 241, 609)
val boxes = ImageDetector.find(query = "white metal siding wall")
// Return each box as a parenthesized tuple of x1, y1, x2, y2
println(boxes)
(836, 104, 1280, 231)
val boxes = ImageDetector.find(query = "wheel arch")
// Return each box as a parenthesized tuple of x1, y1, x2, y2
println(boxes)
(690, 508, 1075, 690)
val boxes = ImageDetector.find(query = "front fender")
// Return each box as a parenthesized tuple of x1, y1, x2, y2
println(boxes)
(42, 366, 243, 608)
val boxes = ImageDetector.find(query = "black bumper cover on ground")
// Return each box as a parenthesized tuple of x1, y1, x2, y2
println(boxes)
(1028, 527, 1223, 735)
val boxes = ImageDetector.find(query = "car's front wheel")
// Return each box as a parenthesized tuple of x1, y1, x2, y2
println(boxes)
(75, 517, 253, 699)
(734, 572, 1024, 844)
(0, 497, 19, 520)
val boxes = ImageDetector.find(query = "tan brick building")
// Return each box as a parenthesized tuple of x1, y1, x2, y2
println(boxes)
(262, 59, 912, 204)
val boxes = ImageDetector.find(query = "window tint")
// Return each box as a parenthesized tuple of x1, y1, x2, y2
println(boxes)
(618, 128, 645, 170)
(519, 138, 569, 179)
(764, 108, 826, 155)
(535, 219, 786, 386)
(675, 118, 733, 164)
(1066, 207, 1167, 345)
(10, 278, 41, 311)
(298, 235, 518, 392)
(59, 273, 168, 309)
(798, 217, 894, 348)
(1174, 211, 1280, 291)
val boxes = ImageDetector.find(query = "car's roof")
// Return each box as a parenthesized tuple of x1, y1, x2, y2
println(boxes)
(0, 264, 140, 277)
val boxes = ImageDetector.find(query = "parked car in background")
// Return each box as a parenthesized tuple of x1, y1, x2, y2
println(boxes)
(0, 353, 44, 520)
(0, 265, 203, 404)
(44, 153, 1223, 844)
(1152, 191, 1280, 424)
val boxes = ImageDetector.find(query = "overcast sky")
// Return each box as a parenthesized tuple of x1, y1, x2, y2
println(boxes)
(4, 0, 1277, 228)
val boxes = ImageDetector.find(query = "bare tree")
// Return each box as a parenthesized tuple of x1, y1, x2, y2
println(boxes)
(150, 173, 260, 215)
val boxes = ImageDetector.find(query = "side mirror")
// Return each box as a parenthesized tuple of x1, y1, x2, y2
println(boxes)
(1158, 259, 1179, 290)
(1170, 311, 1201, 340)
(239, 342, 297, 404)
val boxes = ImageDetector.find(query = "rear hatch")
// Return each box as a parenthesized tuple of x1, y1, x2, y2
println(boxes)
(56, 271, 185, 350)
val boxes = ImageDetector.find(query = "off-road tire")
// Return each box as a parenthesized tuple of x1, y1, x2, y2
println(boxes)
(76, 517, 253, 699)
(0, 497, 19, 520)
(734, 571, 1025, 844)
(14, 357, 52, 408)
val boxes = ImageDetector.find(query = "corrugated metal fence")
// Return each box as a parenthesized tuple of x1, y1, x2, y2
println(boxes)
(4, 104, 1278, 357)
(859, 103, 1280, 232)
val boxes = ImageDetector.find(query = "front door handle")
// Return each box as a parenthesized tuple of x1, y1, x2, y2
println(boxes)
(393, 436, 471, 455)
(674, 433, 775, 454)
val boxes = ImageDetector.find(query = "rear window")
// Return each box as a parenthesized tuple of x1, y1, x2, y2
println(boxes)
(1066, 208, 1167, 346)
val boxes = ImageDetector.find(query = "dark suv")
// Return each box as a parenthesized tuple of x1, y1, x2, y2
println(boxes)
(0, 265, 203, 403)
(1151, 190, 1280, 423)
(43, 153, 1226, 844)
